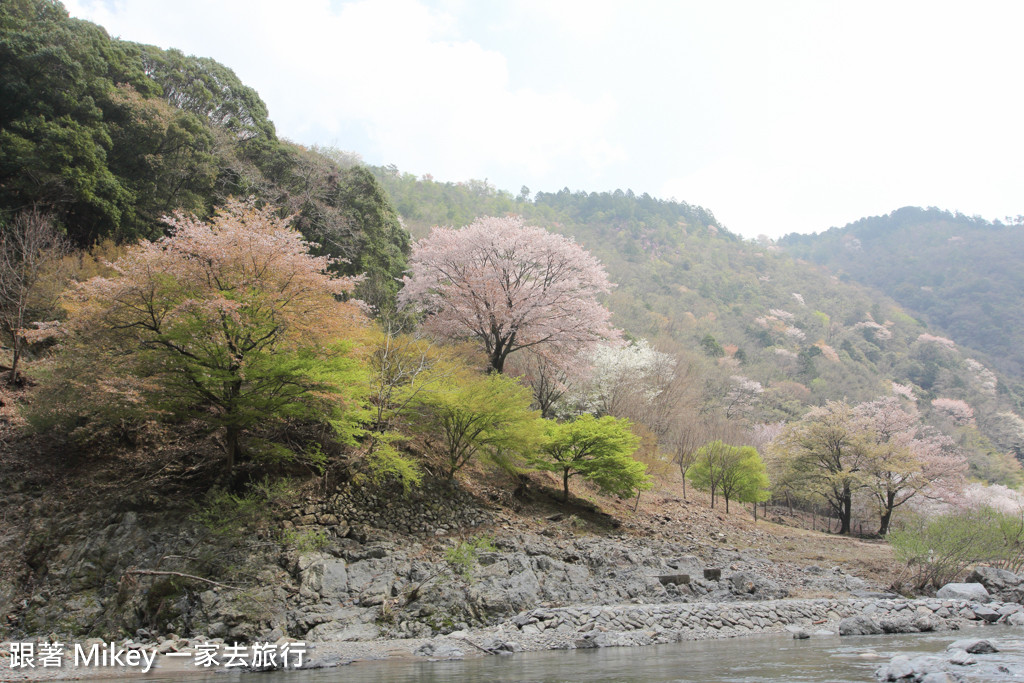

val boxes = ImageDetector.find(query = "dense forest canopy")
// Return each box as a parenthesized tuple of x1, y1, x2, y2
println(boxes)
(0, 0, 409, 309)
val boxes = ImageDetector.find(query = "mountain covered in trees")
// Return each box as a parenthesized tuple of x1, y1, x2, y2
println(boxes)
(5, 0, 1024, 529)
(371, 169, 1024, 489)
(778, 208, 1024, 382)
(0, 0, 408, 308)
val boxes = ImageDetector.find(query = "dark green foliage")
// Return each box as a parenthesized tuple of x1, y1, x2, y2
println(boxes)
(700, 334, 725, 357)
(0, 1, 409, 311)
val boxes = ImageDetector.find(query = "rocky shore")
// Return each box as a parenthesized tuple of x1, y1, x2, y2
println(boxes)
(7, 475, 1023, 680)
(6, 594, 1022, 680)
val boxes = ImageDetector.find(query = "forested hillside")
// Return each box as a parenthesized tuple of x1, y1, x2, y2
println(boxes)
(780, 208, 1024, 381)
(0, 0, 408, 308)
(373, 169, 1024, 488)
(9, 2, 1024, 651)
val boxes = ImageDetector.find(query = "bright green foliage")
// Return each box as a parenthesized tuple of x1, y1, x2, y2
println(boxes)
(444, 534, 497, 582)
(416, 371, 542, 479)
(57, 201, 370, 474)
(889, 507, 1018, 590)
(531, 414, 649, 502)
(688, 440, 769, 513)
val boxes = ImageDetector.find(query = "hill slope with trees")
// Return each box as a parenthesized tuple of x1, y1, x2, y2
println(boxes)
(779, 207, 1024, 381)
(0, 0, 408, 310)
(372, 170, 1024, 490)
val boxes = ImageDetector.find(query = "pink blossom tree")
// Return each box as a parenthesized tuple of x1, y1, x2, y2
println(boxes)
(398, 216, 617, 373)
(855, 397, 967, 535)
(931, 397, 976, 427)
(63, 200, 367, 474)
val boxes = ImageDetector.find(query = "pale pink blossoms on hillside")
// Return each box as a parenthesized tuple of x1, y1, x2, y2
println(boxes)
(931, 397, 975, 427)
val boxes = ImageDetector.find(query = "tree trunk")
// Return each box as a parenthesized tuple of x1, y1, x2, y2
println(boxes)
(9, 336, 21, 383)
(839, 488, 853, 535)
(563, 468, 570, 502)
(724, 495, 730, 514)
(224, 424, 239, 474)
(878, 491, 896, 536)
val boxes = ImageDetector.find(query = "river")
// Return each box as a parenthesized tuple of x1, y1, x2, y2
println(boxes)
(81, 626, 1024, 682)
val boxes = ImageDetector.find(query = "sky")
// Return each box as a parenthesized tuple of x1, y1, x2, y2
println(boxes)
(64, 0, 1024, 239)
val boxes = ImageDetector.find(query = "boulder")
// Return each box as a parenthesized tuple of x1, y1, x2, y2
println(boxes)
(935, 582, 990, 603)
(971, 604, 1002, 623)
(946, 649, 975, 666)
(839, 614, 883, 636)
(947, 638, 998, 654)
(965, 566, 1022, 591)
(657, 574, 690, 586)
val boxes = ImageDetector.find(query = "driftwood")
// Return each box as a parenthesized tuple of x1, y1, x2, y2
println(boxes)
(123, 569, 242, 591)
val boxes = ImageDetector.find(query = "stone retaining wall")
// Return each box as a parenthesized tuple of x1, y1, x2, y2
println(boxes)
(495, 597, 1024, 650)
(284, 480, 492, 538)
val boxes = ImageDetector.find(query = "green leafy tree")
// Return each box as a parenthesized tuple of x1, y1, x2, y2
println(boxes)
(688, 440, 769, 513)
(416, 371, 541, 479)
(769, 401, 871, 534)
(531, 414, 649, 502)
(58, 200, 369, 474)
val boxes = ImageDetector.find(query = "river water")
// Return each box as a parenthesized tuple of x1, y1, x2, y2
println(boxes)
(87, 626, 1024, 682)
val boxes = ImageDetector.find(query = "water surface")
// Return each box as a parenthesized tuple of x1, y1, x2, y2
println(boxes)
(88, 626, 1024, 682)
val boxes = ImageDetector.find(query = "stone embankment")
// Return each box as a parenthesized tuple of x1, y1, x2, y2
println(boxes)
(478, 596, 1024, 653)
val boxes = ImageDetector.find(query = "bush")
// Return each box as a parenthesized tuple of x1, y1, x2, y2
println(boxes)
(889, 507, 1015, 589)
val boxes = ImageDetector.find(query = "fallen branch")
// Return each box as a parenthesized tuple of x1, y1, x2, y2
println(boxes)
(452, 637, 497, 655)
(124, 569, 243, 591)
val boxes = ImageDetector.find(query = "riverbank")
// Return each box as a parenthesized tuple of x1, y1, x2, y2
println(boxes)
(5, 595, 1020, 680)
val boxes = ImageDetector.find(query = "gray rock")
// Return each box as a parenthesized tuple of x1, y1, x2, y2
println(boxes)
(936, 583, 991, 603)
(965, 566, 1024, 597)
(878, 655, 915, 680)
(947, 649, 975, 666)
(657, 574, 690, 586)
(415, 642, 465, 659)
(971, 604, 1002, 623)
(947, 638, 998, 654)
(920, 674, 964, 683)
(840, 614, 883, 636)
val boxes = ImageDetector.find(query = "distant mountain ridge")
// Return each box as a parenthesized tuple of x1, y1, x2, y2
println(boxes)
(780, 207, 1024, 381)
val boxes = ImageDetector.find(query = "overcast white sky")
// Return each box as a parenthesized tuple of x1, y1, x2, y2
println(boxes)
(64, 0, 1024, 239)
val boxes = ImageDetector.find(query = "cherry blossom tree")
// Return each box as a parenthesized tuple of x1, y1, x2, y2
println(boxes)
(398, 216, 617, 373)
(568, 340, 675, 417)
(63, 199, 367, 474)
(855, 398, 967, 535)
(931, 397, 976, 427)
